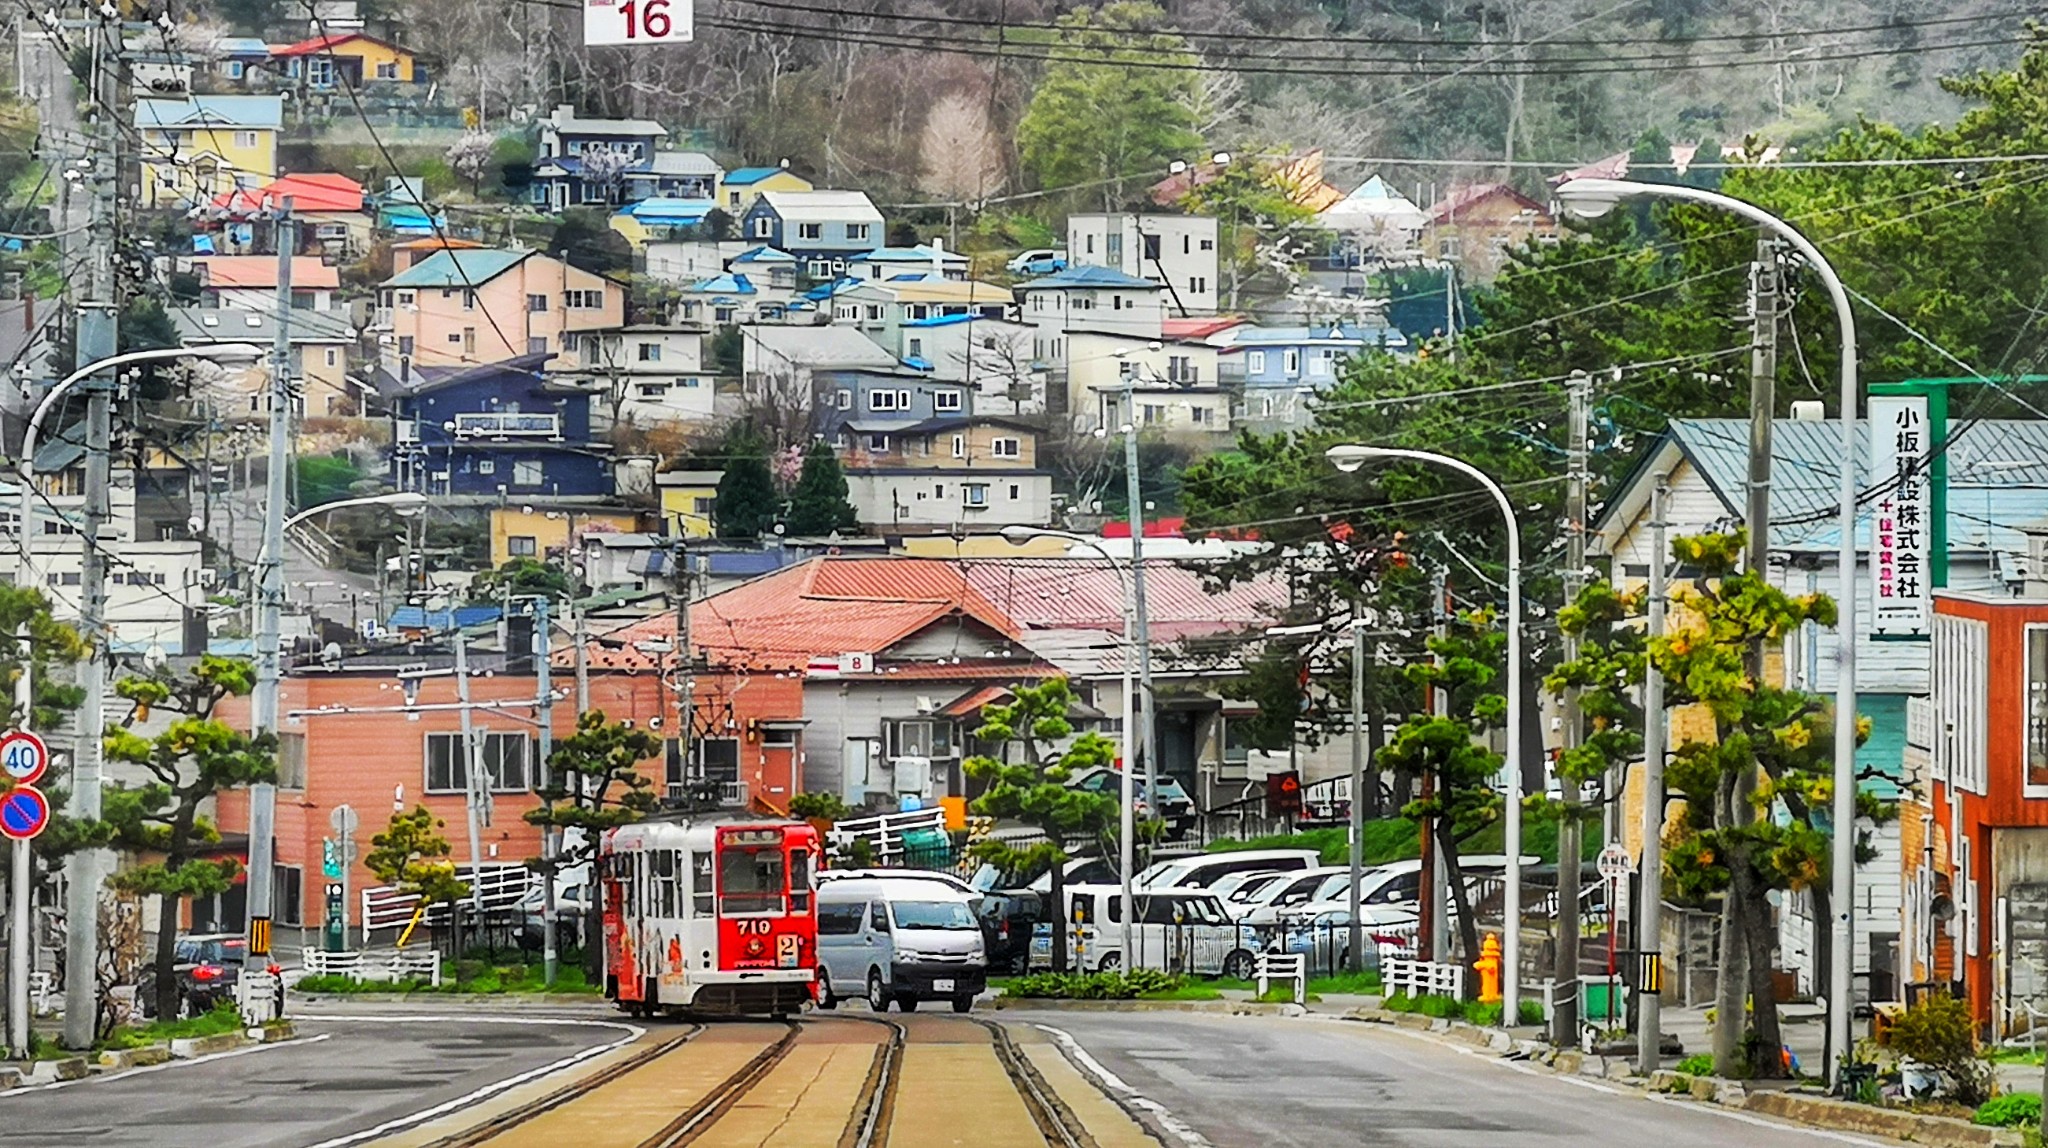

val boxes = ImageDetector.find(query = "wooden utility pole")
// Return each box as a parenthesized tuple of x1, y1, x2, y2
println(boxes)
(1550, 369, 1592, 1048)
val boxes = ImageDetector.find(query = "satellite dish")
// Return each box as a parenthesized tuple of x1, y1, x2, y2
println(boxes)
(321, 642, 343, 668)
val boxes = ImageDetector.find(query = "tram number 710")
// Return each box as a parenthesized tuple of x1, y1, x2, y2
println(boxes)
(734, 919, 773, 936)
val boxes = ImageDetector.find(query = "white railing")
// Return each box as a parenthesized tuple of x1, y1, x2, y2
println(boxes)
(359, 863, 534, 932)
(828, 807, 950, 867)
(1256, 951, 1305, 1005)
(452, 411, 562, 439)
(1383, 957, 1466, 1000)
(1370, 920, 1420, 960)
(302, 948, 443, 987)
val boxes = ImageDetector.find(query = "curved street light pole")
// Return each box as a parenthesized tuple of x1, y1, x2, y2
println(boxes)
(1556, 178, 1858, 1085)
(1002, 525, 1136, 969)
(1327, 444, 1524, 1018)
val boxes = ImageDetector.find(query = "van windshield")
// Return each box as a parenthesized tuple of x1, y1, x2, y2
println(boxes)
(891, 900, 978, 930)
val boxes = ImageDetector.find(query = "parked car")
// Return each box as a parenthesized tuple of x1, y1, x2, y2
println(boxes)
(975, 889, 1044, 975)
(1064, 885, 1263, 978)
(1270, 906, 1414, 975)
(1136, 848, 1323, 891)
(137, 933, 244, 1018)
(1234, 866, 1355, 927)
(1065, 766, 1198, 838)
(1022, 854, 1120, 895)
(1006, 248, 1068, 276)
(1207, 868, 1291, 906)
(517, 885, 589, 953)
(815, 875, 987, 1013)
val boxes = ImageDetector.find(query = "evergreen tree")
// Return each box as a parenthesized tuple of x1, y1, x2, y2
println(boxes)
(784, 439, 859, 536)
(525, 709, 661, 974)
(715, 425, 780, 539)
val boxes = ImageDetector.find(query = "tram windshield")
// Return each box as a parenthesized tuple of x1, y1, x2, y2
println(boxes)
(720, 845, 787, 914)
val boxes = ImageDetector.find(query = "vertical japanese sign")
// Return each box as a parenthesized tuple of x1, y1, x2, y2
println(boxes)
(1871, 393, 1932, 637)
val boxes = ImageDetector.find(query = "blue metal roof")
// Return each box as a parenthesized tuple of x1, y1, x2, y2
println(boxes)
(851, 245, 968, 264)
(618, 197, 716, 223)
(684, 273, 756, 295)
(1015, 264, 1160, 291)
(135, 95, 284, 130)
(385, 249, 529, 288)
(731, 245, 795, 264)
(388, 604, 504, 631)
(723, 167, 788, 186)
(902, 313, 979, 328)
(1230, 323, 1409, 349)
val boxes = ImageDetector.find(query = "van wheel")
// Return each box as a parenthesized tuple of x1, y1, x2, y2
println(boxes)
(817, 969, 838, 1010)
(867, 970, 888, 1012)
(1224, 949, 1256, 981)
(1097, 952, 1122, 973)
(952, 995, 973, 1014)
(896, 995, 919, 1012)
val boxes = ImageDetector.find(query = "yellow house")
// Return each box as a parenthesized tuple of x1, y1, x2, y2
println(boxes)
(489, 505, 648, 569)
(716, 166, 814, 216)
(135, 95, 282, 209)
(656, 470, 723, 538)
(271, 32, 418, 86)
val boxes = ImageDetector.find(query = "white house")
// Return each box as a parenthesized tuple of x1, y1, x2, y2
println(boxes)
(1066, 214, 1219, 315)
(1061, 330, 1221, 432)
(559, 325, 717, 427)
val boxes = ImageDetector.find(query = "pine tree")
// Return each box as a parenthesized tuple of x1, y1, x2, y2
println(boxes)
(714, 424, 780, 539)
(784, 439, 859, 536)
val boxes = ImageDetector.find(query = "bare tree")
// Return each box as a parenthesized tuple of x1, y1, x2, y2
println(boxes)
(919, 91, 1006, 201)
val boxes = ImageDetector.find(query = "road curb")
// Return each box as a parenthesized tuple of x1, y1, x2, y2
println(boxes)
(991, 997, 1303, 1016)
(291, 992, 608, 1008)
(1342, 1006, 2023, 1146)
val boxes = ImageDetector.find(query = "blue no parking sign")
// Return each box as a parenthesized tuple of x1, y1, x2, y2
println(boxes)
(0, 784, 48, 840)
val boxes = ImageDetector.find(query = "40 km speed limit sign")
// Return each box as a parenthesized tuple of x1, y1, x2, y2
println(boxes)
(0, 730, 48, 787)
(584, 0, 692, 45)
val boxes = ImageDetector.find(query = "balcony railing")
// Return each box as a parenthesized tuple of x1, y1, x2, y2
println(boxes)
(452, 412, 561, 439)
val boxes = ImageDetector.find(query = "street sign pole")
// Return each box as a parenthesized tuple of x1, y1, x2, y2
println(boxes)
(9, 836, 26, 1058)
(1597, 843, 1632, 1030)
(330, 804, 358, 951)
(0, 730, 50, 1059)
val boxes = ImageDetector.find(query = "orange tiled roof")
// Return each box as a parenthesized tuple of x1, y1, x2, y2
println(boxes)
(192, 255, 340, 290)
(688, 557, 1022, 670)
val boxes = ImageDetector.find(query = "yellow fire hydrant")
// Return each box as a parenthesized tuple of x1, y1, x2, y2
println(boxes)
(1475, 934, 1503, 1004)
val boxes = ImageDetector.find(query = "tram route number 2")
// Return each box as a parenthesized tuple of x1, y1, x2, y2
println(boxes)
(584, 0, 693, 45)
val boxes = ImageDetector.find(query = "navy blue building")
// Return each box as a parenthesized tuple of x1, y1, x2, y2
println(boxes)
(383, 353, 610, 497)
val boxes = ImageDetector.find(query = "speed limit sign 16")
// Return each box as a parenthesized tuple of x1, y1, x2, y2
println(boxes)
(584, 0, 693, 45)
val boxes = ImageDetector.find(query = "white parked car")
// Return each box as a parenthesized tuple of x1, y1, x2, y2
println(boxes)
(1136, 849, 1322, 891)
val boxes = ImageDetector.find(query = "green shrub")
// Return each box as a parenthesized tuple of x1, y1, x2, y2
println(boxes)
(99, 1001, 244, 1050)
(1467, 1002, 1504, 1027)
(1382, 991, 1465, 1019)
(1675, 1053, 1715, 1075)
(1519, 1000, 1546, 1025)
(1975, 1093, 2041, 1127)
(1892, 994, 1993, 1105)
(789, 792, 851, 821)
(1001, 970, 1189, 1000)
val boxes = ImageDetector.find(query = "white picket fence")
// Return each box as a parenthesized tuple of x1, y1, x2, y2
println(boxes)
(302, 948, 444, 986)
(1256, 952, 1306, 1005)
(359, 863, 534, 933)
(827, 807, 950, 867)
(1383, 957, 1466, 1000)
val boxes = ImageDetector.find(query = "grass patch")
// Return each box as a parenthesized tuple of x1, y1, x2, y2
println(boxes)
(1000, 970, 1195, 1000)
(296, 961, 599, 996)
(1991, 1047, 2046, 1065)
(1675, 1053, 1715, 1075)
(1139, 982, 1226, 1001)
(1308, 970, 1384, 996)
(1976, 1093, 2042, 1128)
(98, 1002, 244, 1051)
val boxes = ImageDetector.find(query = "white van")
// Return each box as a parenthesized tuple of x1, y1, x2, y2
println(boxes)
(1059, 884, 1263, 979)
(1135, 849, 1323, 891)
(815, 877, 987, 1013)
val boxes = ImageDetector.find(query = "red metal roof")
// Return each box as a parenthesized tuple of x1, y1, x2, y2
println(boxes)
(959, 559, 1285, 639)
(1162, 316, 1247, 341)
(1100, 517, 1187, 539)
(689, 558, 1021, 671)
(941, 685, 1012, 716)
(271, 32, 404, 57)
(210, 173, 364, 215)
(1426, 182, 1551, 225)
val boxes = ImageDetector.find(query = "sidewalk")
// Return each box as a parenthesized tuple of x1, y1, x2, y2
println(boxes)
(1658, 1002, 1827, 1074)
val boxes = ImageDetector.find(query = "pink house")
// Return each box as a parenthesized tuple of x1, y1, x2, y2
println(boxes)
(374, 248, 626, 380)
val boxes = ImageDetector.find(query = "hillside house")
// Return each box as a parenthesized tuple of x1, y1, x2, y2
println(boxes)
(1067, 214, 1219, 315)
(189, 256, 339, 311)
(270, 32, 418, 87)
(836, 416, 1053, 533)
(383, 353, 609, 498)
(205, 173, 370, 257)
(135, 95, 283, 209)
(847, 242, 970, 282)
(374, 248, 625, 380)
(1060, 330, 1221, 432)
(531, 105, 720, 210)
(741, 191, 885, 279)
(1014, 266, 1166, 346)
(1421, 183, 1557, 281)
(171, 307, 359, 417)
(1223, 323, 1408, 431)
(717, 165, 813, 214)
(556, 324, 717, 428)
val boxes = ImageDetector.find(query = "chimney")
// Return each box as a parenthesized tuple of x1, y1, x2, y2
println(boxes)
(930, 236, 944, 280)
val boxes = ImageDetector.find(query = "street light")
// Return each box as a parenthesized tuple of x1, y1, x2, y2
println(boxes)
(1326, 443, 1525, 1017)
(1001, 523, 1137, 971)
(282, 490, 428, 531)
(1556, 177, 1860, 1085)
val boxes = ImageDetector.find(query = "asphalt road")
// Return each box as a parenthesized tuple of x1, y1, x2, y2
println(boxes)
(1012, 1011, 1904, 1148)
(0, 1009, 633, 1148)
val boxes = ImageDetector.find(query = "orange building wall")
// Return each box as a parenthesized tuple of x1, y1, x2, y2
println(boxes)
(693, 670, 805, 814)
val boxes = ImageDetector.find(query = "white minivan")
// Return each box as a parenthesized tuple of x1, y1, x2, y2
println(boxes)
(815, 877, 987, 1014)
(1135, 849, 1323, 891)
(1060, 884, 1264, 979)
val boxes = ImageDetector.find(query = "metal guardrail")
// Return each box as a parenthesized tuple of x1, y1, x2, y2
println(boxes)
(287, 519, 339, 567)
(828, 808, 951, 868)
(360, 863, 534, 932)
(303, 948, 443, 986)
(1256, 952, 1305, 1004)
(1384, 957, 1465, 999)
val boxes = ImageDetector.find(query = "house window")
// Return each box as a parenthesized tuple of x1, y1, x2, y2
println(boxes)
(225, 60, 245, 78)
(425, 731, 532, 793)
(513, 459, 544, 487)
(870, 389, 901, 412)
(991, 437, 1020, 458)
(638, 343, 661, 362)
(637, 383, 668, 398)
(1009, 483, 1020, 500)
(885, 719, 955, 760)
(528, 337, 549, 355)
(1247, 350, 1266, 375)
(375, 60, 399, 79)
(951, 434, 965, 458)
(509, 535, 537, 557)
(1935, 613, 1989, 792)
(836, 389, 852, 410)
(324, 347, 338, 367)
(907, 338, 923, 358)
(1191, 407, 1213, 427)
(1310, 353, 1330, 377)
(729, 191, 741, 208)
(863, 304, 883, 322)
(396, 290, 415, 306)
(1141, 403, 1165, 425)
(934, 484, 945, 498)
(1142, 234, 1161, 260)
(1201, 238, 1215, 251)
(2025, 624, 2048, 794)
(933, 390, 962, 413)
(1283, 349, 1301, 376)
(962, 484, 988, 508)
(462, 328, 476, 355)
(462, 290, 476, 311)
(754, 216, 773, 238)
(715, 306, 735, 324)
(798, 223, 823, 241)
(399, 336, 415, 356)
(476, 459, 496, 476)
(847, 224, 870, 241)
(1191, 277, 1207, 294)
(867, 433, 889, 452)
(564, 290, 604, 310)
(527, 294, 548, 312)
(234, 130, 260, 149)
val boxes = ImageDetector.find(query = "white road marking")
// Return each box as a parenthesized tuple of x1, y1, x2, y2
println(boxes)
(296, 1014, 646, 1148)
(1034, 1023, 1213, 1148)
(0, 1032, 336, 1096)
(1644, 1093, 1892, 1146)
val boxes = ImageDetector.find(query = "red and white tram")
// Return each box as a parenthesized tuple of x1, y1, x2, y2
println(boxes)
(600, 816, 820, 1017)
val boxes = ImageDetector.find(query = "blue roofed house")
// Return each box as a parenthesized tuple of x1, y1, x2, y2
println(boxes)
(717, 165, 815, 214)
(740, 191, 885, 280)
(1223, 323, 1410, 430)
(382, 352, 610, 498)
(134, 94, 284, 208)
(1592, 417, 2048, 1007)
(610, 198, 718, 247)
(531, 104, 722, 212)
(848, 241, 970, 282)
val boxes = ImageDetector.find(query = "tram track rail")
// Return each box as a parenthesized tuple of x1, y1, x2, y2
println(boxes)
(835, 1013, 906, 1148)
(645, 1019, 804, 1147)
(416, 1025, 705, 1148)
(975, 1017, 1092, 1148)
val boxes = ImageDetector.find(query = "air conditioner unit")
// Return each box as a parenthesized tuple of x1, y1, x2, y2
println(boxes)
(892, 755, 932, 799)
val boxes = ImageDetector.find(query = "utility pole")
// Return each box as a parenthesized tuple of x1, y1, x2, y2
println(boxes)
(1121, 391, 1157, 816)
(1550, 368, 1592, 1049)
(61, 5, 122, 1050)
(534, 597, 557, 986)
(1746, 236, 1781, 573)
(244, 201, 294, 997)
(1638, 473, 1670, 1074)
(453, 629, 486, 917)
(1426, 566, 1450, 963)
(1347, 617, 1365, 973)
